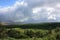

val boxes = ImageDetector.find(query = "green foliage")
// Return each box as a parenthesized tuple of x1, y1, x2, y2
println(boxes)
(0, 23, 60, 40)
(7, 29, 21, 39)
(0, 27, 8, 38)
(55, 27, 60, 33)
(56, 32, 60, 40)
(35, 31, 45, 38)
(24, 30, 35, 38)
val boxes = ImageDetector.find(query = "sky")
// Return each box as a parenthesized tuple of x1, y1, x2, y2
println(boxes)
(0, 0, 17, 7)
(0, 0, 60, 24)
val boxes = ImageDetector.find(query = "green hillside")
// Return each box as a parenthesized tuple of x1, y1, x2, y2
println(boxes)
(0, 22, 60, 40)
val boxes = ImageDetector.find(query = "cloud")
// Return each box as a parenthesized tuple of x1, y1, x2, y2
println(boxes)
(56, 3, 60, 8)
(32, 6, 56, 21)
(0, 0, 28, 13)
(48, 14, 56, 20)
(13, 17, 29, 22)
(32, 7, 41, 20)
(0, 0, 29, 23)
(14, 1, 28, 7)
(0, 0, 60, 23)
(32, 7, 41, 13)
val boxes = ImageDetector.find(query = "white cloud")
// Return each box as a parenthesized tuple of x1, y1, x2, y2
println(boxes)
(32, 6, 56, 20)
(32, 7, 42, 20)
(48, 14, 56, 20)
(55, 3, 60, 8)
(20, 17, 29, 22)
(14, 1, 28, 7)
(32, 7, 41, 13)
(47, 7, 55, 15)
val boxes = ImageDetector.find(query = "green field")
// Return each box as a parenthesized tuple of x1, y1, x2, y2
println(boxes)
(0, 22, 60, 40)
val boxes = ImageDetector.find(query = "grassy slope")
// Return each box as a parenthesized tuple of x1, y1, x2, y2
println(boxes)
(0, 22, 60, 40)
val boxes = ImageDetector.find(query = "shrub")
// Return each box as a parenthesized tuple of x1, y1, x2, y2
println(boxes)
(0, 27, 8, 38)
(35, 31, 47, 38)
(55, 27, 60, 33)
(24, 30, 35, 38)
(56, 32, 60, 40)
(6, 29, 21, 39)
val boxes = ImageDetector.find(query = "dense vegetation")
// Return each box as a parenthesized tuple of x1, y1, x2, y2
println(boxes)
(0, 22, 60, 40)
